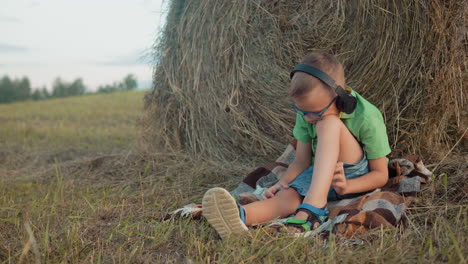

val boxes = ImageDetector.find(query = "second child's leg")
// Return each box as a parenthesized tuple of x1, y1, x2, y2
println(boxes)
(242, 188, 302, 226)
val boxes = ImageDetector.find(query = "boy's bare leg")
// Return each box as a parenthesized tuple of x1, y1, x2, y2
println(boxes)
(241, 116, 363, 231)
(288, 115, 363, 232)
(242, 188, 302, 226)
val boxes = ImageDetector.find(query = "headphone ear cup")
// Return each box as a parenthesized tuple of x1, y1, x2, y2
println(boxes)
(335, 86, 357, 114)
(335, 96, 345, 112)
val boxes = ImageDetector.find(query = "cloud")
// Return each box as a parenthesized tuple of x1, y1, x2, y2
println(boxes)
(30, 1, 40, 7)
(0, 43, 28, 53)
(0, 15, 21, 23)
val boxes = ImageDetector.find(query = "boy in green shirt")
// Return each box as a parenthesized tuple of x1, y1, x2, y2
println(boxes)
(202, 52, 391, 239)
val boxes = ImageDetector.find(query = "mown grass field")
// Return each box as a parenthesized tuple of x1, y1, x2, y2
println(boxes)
(0, 91, 466, 263)
(0, 92, 141, 153)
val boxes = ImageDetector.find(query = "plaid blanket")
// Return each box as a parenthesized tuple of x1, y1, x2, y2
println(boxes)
(168, 139, 432, 237)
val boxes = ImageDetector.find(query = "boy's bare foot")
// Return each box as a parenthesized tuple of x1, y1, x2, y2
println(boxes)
(287, 225, 304, 233)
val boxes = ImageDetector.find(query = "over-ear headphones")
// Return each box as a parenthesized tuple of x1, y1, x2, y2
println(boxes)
(290, 64, 357, 114)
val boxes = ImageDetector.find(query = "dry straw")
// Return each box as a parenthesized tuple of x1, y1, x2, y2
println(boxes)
(141, 0, 466, 163)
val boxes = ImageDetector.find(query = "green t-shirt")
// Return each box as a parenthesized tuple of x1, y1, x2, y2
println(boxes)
(292, 88, 391, 164)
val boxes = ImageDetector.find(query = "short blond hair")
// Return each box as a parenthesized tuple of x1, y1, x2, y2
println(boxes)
(290, 52, 345, 98)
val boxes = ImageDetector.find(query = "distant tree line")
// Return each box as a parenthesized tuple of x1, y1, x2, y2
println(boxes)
(0, 74, 138, 104)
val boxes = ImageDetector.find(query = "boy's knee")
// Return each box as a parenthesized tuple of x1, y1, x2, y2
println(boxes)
(276, 188, 302, 207)
(316, 115, 343, 134)
(317, 115, 343, 129)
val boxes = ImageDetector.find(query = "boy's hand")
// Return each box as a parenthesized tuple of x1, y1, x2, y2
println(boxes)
(331, 162, 348, 195)
(263, 181, 289, 199)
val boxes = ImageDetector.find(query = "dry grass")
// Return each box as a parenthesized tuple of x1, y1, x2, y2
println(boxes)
(1, 151, 466, 263)
(0, 91, 143, 174)
(0, 91, 142, 152)
(141, 0, 467, 163)
(0, 93, 466, 263)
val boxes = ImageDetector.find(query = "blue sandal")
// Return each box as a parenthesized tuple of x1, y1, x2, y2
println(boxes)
(284, 203, 329, 232)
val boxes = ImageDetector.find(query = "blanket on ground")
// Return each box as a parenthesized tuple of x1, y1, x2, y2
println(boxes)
(167, 139, 432, 238)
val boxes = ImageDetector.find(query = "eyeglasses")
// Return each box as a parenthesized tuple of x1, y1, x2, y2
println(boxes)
(290, 97, 337, 119)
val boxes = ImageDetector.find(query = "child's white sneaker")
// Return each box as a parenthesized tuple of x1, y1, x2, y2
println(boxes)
(202, 187, 250, 240)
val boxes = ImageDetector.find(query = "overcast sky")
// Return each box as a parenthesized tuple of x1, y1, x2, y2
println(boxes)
(0, 0, 167, 91)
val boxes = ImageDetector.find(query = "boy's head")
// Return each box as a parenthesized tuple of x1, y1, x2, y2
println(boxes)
(290, 52, 345, 99)
(289, 52, 346, 123)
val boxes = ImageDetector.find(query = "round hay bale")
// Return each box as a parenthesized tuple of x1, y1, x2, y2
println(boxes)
(140, 0, 467, 162)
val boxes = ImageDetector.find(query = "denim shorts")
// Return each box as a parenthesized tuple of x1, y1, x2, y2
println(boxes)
(288, 153, 370, 201)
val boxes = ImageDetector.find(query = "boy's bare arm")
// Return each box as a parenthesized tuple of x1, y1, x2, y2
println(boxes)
(332, 156, 389, 195)
(263, 141, 312, 199)
(301, 116, 342, 207)
(281, 140, 312, 184)
(280, 159, 311, 184)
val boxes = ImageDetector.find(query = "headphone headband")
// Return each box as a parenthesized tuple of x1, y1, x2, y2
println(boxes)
(290, 64, 337, 90)
(290, 64, 357, 114)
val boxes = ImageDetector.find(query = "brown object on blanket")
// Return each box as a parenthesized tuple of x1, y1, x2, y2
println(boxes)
(388, 155, 432, 183)
(166, 140, 432, 238)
